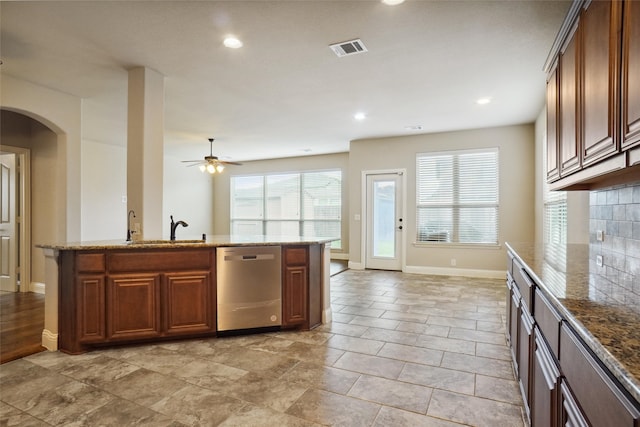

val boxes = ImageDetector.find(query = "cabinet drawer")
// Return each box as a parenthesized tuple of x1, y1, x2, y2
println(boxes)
(560, 324, 640, 426)
(513, 258, 534, 314)
(284, 247, 307, 266)
(76, 253, 106, 273)
(108, 249, 212, 272)
(534, 289, 562, 359)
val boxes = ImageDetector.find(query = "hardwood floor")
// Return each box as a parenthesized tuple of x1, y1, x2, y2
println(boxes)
(0, 292, 45, 364)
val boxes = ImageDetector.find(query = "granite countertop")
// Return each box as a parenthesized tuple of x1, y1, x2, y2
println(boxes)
(506, 242, 640, 403)
(37, 235, 337, 250)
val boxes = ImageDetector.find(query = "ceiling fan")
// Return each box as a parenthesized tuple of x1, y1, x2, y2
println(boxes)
(181, 138, 241, 174)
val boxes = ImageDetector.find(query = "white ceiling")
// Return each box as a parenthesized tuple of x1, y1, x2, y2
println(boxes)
(1, 0, 570, 162)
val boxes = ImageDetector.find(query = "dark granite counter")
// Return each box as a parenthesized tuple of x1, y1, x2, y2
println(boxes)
(506, 242, 640, 403)
(37, 235, 336, 251)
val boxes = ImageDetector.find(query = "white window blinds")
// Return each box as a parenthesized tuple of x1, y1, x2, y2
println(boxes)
(416, 148, 499, 244)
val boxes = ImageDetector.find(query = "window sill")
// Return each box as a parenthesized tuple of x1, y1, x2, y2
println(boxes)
(412, 242, 502, 250)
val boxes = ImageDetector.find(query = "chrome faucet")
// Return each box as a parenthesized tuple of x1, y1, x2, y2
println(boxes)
(170, 215, 188, 241)
(126, 210, 136, 241)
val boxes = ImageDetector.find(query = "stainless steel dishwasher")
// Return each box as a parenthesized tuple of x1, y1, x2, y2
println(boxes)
(216, 246, 282, 332)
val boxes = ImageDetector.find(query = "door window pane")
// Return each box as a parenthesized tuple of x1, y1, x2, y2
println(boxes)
(373, 180, 395, 257)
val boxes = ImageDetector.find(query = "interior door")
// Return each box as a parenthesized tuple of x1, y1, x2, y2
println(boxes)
(365, 172, 403, 271)
(0, 153, 17, 292)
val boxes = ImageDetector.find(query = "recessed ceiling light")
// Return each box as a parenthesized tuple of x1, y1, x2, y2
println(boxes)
(223, 36, 243, 49)
(382, 0, 405, 5)
(476, 97, 492, 105)
(354, 112, 366, 121)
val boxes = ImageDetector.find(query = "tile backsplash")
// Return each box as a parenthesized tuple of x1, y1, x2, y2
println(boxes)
(590, 181, 640, 297)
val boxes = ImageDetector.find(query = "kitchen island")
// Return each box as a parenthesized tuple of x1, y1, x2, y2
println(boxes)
(38, 236, 333, 354)
(506, 242, 640, 426)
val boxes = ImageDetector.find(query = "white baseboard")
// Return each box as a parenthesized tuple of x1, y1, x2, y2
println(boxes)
(31, 282, 46, 294)
(330, 253, 349, 261)
(322, 307, 333, 324)
(404, 265, 506, 279)
(347, 261, 364, 270)
(41, 329, 58, 351)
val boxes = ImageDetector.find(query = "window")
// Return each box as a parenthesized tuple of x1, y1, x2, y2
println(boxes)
(543, 186, 567, 245)
(231, 170, 342, 249)
(416, 148, 499, 245)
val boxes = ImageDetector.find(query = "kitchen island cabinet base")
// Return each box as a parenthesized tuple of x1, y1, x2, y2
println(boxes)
(52, 242, 327, 354)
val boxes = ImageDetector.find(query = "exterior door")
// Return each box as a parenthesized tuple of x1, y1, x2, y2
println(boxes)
(365, 172, 403, 271)
(0, 153, 17, 292)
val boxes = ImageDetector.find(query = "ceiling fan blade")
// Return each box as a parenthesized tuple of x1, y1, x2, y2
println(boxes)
(181, 160, 204, 163)
(219, 160, 242, 165)
(185, 162, 205, 168)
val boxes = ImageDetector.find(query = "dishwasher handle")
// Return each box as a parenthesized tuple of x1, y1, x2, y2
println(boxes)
(223, 253, 276, 262)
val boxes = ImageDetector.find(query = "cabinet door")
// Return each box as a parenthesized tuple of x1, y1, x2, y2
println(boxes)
(560, 324, 640, 426)
(622, 0, 640, 149)
(76, 275, 106, 343)
(509, 287, 521, 374)
(283, 265, 308, 327)
(107, 274, 161, 340)
(559, 22, 581, 177)
(518, 308, 534, 415)
(547, 66, 560, 182)
(505, 275, 513, 345)
(164, 271, 214, 335)
(560, 380, 589, 427)
(581, 0, 622, 166)
(532, 330, 560, 427)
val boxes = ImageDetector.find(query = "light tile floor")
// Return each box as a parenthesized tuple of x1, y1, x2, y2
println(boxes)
(0, 269, 525, 426)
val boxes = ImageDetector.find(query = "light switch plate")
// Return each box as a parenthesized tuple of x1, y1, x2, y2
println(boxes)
(596, 230, 604, 242)
(596, 255, 603, 267)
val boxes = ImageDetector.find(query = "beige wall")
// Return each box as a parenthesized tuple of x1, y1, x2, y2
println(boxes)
(212, 153, 350, 255)
(349, 125, 536, 276)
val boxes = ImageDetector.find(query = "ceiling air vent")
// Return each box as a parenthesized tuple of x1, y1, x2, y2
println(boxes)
(329, 39, 368, 58)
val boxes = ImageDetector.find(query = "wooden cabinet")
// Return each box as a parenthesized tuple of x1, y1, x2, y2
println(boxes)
(560, 323, 640, 426)
(282, 245, 323, 330)
(546, 66, 560, 182)
(622, 0, 640, 150)
(107, 274, 161, 340)
(532, 329, 560, 427)
(59, 248, 215, 353)
(580, 0, 621, 166)
(76, 274, 105, 343)
(282, 246, 309, 327)
(164, 271, 214, 335)
(547, 0, 639, 190)
(558, 21, 581, 177)
(507, 249, 640, 426)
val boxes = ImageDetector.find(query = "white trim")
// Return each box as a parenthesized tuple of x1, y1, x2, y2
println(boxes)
(41, 329, 58, 351)
(361, 169, 407, 271)
(348, 261, 365, 270)
(404, 265, 506, 280)
(322, 307, 333, 324)
(31, 282, 46, 294)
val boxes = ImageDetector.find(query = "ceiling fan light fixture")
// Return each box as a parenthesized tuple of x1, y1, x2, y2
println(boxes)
(206, 163, 216, 173)
(216, 164, 225, 173)
(199, 164, 206, 172)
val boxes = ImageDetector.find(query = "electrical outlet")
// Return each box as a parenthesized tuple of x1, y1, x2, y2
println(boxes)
(596, 230, 604, 242)
(596, 255, 603, 267)
(451, 258, 457, 267)
(121, 195, 127, 203)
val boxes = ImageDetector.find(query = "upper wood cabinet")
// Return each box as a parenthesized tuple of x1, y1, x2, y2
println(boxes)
(558, 22, 581, 177)
(622, 0, 640, 150)
(580, 0, 622, 166)
(546, 0, 639, 190)
(546, 66, 560, 183)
